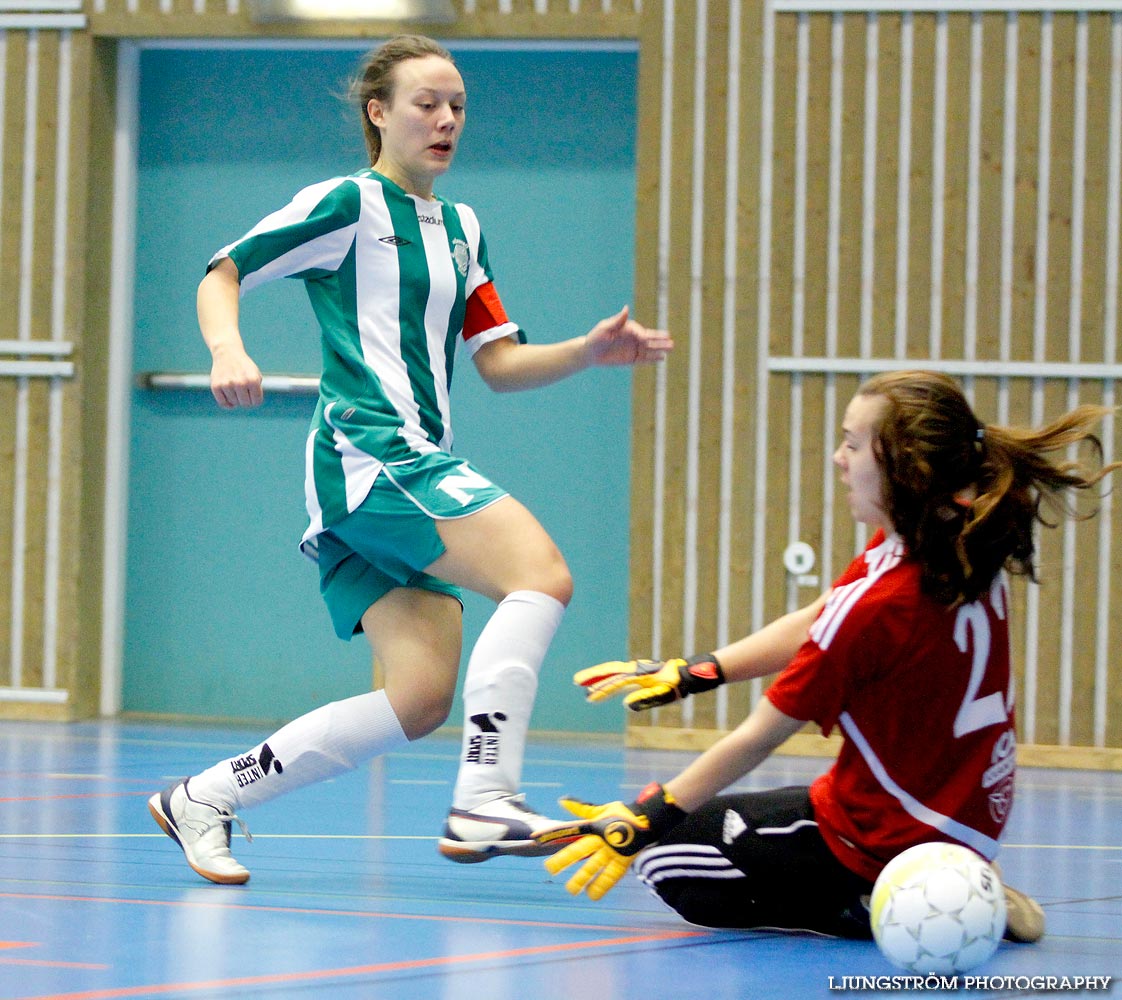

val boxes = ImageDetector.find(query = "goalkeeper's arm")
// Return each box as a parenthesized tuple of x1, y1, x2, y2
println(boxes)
(575, 591, 832, 711)
(710, 590, 831, 680)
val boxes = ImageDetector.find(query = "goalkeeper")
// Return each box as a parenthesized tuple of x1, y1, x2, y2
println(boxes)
(533, 371, 1119, 942)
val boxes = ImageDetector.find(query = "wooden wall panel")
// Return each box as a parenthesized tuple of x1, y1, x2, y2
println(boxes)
(86, 0, 640, 38)
(2, 1, 1119, 762)
(630, 2, 1122, 769)
(0, 22, 97, 719)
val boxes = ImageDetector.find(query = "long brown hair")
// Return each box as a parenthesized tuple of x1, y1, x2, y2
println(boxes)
(348, 35, 456, 166)
(858, 370, 1119, 605)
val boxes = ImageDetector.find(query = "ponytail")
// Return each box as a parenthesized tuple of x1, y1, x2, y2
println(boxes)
(859, 372, 1119, 605)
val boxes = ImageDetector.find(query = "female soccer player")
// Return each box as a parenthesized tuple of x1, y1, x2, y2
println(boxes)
(539, 370, 1118, 943)
(148, 34, 671, 884)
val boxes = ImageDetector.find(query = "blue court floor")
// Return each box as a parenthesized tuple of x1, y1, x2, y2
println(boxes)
(1, 719, 1120, 999)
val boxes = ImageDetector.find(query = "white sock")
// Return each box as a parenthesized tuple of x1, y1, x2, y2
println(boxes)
(452, 590, 565, 810)
(189, 689, 408, 811)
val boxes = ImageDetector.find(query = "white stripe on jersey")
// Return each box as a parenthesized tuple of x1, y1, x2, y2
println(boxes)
(461, 320, 521, 357)
(454, 204, 523, 358)
(838, 710, 1000, 859)
(301, 427, 324, 558)
(214, 178, 358, 293)
(420, 208, 458, 452)
(324, 402, 383, 514)
(353, 182, 437, 457)
(299, 407, 385, 556)
(635, 844, 744, 888)
(811, 535, 905, 650)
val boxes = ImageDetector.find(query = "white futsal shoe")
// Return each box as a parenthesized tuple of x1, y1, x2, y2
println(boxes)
(438, 793, 577, 863)
(148, 778, 251, 885)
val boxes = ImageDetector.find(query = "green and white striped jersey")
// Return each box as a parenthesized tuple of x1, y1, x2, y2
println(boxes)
(209, 168, 521, 553)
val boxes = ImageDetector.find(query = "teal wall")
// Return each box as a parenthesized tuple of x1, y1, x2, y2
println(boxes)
(123, 44, 638, 734)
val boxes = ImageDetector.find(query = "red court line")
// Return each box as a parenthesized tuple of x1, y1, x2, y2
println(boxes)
(0, 890, 706, 935)
(1, 958, 110, 971)
(12, 933, 699, 1000)
(1, 941, 110, 970)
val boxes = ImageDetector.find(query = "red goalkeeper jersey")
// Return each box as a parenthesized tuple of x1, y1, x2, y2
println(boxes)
(766, 531, 1016, 882)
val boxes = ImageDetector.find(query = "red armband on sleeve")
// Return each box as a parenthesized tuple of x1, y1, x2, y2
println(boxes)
(463, 282, 510, 342)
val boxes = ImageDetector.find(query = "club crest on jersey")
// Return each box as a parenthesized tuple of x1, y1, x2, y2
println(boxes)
(452, 238, 469, 277)
(988, 783, 1013, 824)
(982, 727, 1015, 824)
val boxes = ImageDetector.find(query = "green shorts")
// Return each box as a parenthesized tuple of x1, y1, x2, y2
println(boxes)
(315, 453, 508, 639)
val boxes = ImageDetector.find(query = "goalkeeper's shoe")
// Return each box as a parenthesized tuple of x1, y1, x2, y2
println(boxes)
(989, 861, 1045, 942)
(437, 793, 580, 864)
(147, 778, 251, 885)
(1002, 884, 1045, 943)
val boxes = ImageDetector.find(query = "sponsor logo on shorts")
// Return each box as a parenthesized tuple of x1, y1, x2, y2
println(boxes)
(437, 464, 492, 505)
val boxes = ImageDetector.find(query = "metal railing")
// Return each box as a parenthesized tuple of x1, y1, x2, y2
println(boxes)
(135, 371, 320, 393)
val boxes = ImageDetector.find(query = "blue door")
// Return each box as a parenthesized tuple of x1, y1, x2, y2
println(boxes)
(124, 43, 640, 733)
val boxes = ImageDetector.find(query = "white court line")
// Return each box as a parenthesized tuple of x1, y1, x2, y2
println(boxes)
(0, 833, 445, 840)
(1, 835, 1119, 850)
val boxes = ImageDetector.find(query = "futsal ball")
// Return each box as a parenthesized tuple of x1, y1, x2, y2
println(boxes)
(870, 842, 1007, 974)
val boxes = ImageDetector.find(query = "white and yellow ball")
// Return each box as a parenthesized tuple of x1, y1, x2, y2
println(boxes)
(870, 842, 1006, 974)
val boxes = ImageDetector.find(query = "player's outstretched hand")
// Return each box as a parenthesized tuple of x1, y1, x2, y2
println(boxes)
(574, 654, 725, 711)
(538, 783, 686, 901)
(584, 305, 673, 367)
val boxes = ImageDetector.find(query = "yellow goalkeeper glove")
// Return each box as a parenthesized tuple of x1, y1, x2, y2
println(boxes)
(573, 654, 725, 711)
(537, 782, 686, 901)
